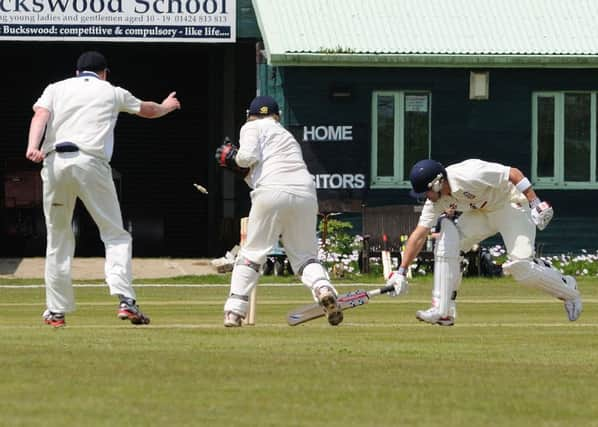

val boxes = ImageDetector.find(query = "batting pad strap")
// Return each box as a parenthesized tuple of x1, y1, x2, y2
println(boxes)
(229, 293, 249, 302)
(310, 277, 330, 288)
(235, 256, 261, 272)
(297, 258, 321, 276)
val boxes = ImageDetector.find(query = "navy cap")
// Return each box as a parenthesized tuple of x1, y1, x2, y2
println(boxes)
(76, 51, 108, 72)
(408, 159, 447, 199)
(248, 95, 280, 116)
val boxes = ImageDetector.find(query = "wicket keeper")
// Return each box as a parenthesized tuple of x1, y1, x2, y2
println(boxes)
(215, 96, 343, 327)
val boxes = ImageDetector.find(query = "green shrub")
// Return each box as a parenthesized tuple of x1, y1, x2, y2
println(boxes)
(318, 219, 362, 278)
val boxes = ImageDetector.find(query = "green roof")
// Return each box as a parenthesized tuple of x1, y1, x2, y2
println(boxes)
(252, 0, 598, 67)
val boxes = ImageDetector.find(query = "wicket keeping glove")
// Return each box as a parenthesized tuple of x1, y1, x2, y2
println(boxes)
(215, 137, 250, 178)
(386, 271, 409, 297)
(530, 198, 553, 231)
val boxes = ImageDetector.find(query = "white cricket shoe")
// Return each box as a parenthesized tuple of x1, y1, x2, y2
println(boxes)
(316, 286, 343, 326)
(42, 309, 66, 328)
(223, 311, 243, 327)
(415, 307, 455, 326)
(563, 276, 582, 321)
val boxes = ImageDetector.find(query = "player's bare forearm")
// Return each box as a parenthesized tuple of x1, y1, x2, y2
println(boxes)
(510, 167, 553, 230)
(509, 167, 538, 203)
(26, 108, 50, 163)
(400, 225, 429, 269)
(138, 91, 181, 118)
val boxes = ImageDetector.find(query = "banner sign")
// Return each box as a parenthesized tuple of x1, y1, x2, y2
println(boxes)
(0, 0, 235, 42)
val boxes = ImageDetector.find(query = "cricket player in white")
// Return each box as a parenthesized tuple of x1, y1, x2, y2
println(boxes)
(219, 95, 343, 327)
(26, 51, 180, 327)
(386, 158, 582, 326)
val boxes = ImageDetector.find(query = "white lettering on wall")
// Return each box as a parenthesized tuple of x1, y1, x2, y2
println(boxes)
(303, 125, 353, 142)
(313, 174, 365, 189)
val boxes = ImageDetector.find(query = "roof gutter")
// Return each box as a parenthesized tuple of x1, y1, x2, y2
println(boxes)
(268, 53, 598, 68)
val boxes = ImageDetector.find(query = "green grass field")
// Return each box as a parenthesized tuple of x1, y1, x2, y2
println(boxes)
(1, 276, 597, 427)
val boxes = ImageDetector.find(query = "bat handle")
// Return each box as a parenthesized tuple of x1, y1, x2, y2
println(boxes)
(368, 284, 396, 297)
(380, 284, 396, 294)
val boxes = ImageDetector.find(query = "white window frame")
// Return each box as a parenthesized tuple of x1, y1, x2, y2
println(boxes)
(371, 91, 431, 188)
(532, 91, 598, 189)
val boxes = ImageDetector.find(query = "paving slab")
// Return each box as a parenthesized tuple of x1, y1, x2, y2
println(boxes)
(0, 257, 218, 280)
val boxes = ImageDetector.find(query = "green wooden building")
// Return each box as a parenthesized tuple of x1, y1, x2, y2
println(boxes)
(251, 0, 598, 254)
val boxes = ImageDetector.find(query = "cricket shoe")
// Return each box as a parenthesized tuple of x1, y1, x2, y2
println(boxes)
(223, 311, 243, 327)
(42, 309, 65, 328)
(118, 300, 150, 325)
(415, 307, 454, 326)
(316, 286, 343, 326)
(563, 276, 582, 321)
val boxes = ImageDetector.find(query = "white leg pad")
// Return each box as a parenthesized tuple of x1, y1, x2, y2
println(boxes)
(223, 264, 260, 317)
(300, 262, 338, 302)
(503, 259, 579, 300)
(433, 218, 461, 317)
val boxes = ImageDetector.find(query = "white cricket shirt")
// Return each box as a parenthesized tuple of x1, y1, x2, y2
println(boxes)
(34, 72, 141, 161)
(418, 159, 526, 228)
(236, 117, 315, 197)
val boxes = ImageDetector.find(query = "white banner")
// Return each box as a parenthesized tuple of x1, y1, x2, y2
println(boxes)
(0, 0, 235, 42)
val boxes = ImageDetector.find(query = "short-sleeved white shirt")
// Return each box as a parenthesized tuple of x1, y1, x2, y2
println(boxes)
(34, 72, 141, 161)
(236, 117, 315, 198)
(418, 159, 525, 228)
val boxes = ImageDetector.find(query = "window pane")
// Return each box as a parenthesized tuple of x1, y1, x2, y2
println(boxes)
(564, 93, 591, 181)
(537, 96, 555, 177)
(376, 95, 395, 177)
(404, 94, 429, 180)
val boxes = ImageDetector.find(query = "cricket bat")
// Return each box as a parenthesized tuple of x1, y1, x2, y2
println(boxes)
(286, 284, 396, 326)
(381, 233, 392, 280)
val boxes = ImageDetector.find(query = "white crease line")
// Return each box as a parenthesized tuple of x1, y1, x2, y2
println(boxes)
(0, 300, 303, 307)
(0, 284, 236, 288)
(2, 299, 598, 308)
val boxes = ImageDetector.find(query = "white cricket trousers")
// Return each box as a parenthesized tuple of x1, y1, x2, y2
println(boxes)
(224, 187, 334, 317)
(41, 151, 135, 313)
(458, 201, 535, 260)
(241, 188, 319, 270)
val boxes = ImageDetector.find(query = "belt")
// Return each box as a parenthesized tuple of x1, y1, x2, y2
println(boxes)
(54, 142, 79, 153)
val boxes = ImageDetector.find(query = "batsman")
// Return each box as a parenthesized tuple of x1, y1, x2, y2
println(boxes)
(387, 158, 582, 326)
(215, 95, 343, 327)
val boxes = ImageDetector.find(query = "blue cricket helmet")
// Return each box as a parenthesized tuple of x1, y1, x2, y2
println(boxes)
(409, 159, 447, 198)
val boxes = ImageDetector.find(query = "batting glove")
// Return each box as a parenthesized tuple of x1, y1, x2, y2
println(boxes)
(386, 271, 409, 297)
(530, 199, 553, 231)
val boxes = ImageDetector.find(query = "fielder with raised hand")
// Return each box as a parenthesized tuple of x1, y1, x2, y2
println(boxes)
(215, 95, 343, 327)
(26, 51, 181, 327)
(387, 158, 581, 326)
